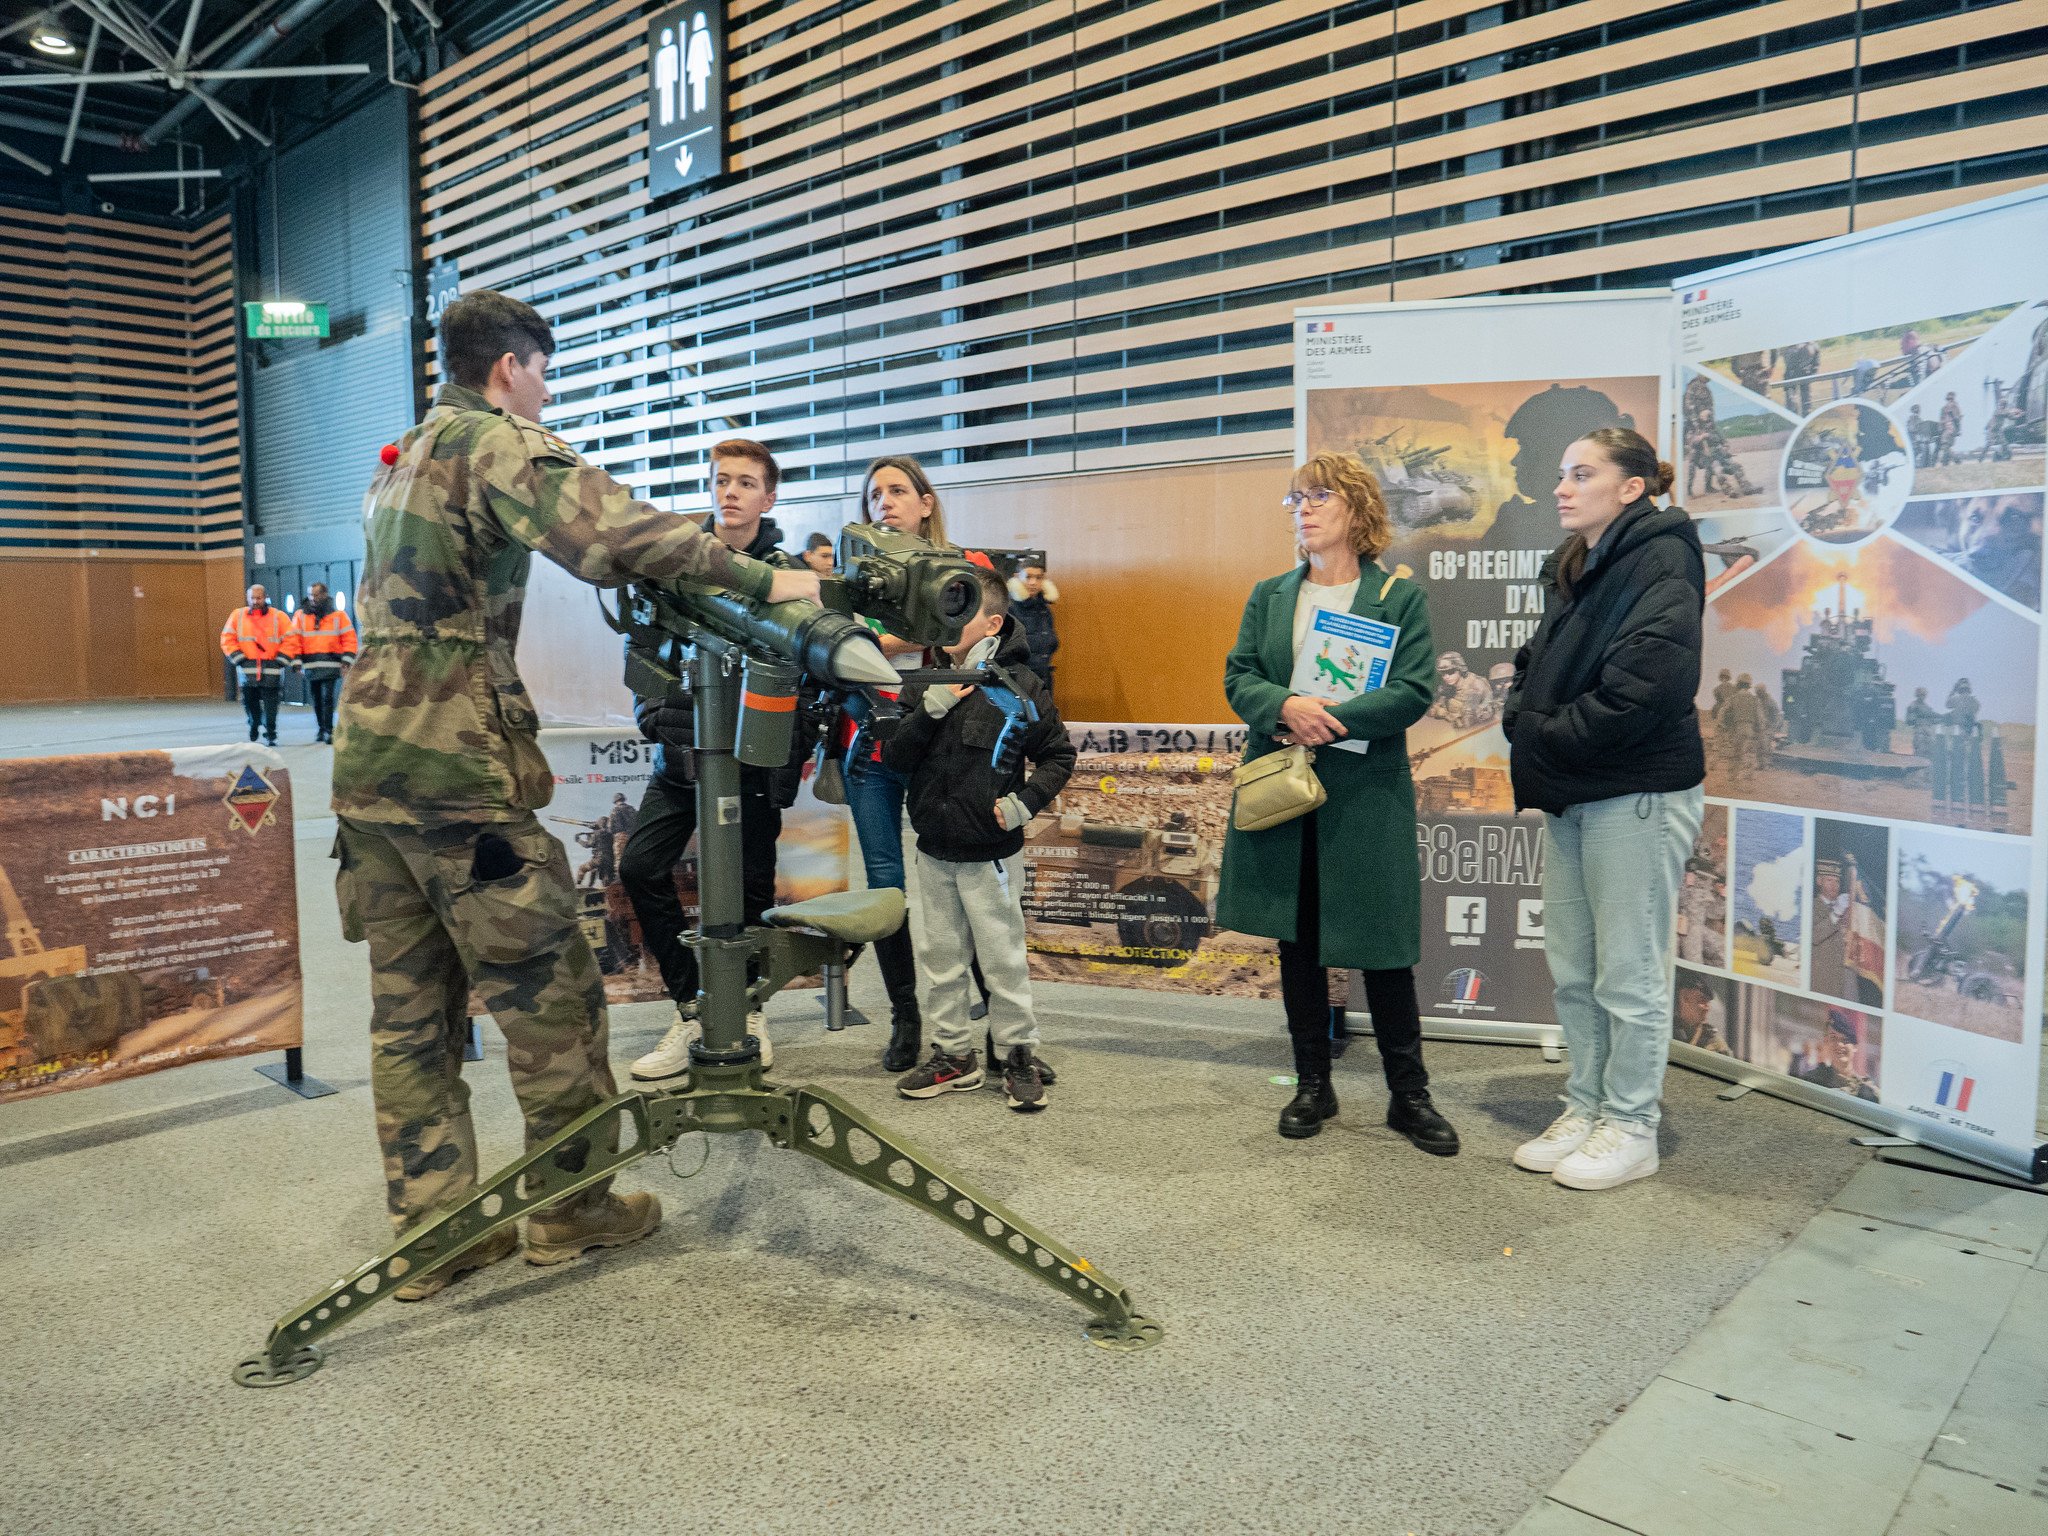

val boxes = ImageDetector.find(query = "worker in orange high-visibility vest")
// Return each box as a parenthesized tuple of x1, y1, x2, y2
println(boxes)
(220, 583, 299, 746)
(292, 581, 358, 744)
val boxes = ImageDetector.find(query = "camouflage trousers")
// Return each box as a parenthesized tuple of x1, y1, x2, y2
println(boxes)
(334, 814, 617, 1231)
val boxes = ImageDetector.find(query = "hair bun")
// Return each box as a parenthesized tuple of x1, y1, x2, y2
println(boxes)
(1653, 459, 1677, 498)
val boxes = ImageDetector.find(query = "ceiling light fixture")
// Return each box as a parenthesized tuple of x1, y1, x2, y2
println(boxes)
(30, 26, 76, 57)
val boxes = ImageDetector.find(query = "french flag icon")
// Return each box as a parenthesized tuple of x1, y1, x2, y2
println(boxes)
(1934, 1067, 1976, 1112)
(1306, 321, 1336, 333)
(1683, 289, 1708, 303)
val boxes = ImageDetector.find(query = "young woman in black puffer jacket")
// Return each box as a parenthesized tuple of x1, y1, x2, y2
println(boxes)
(1501, 427, 1706, 1193)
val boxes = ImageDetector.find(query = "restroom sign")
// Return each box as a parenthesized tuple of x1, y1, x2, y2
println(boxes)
(648, 0, 725, 199)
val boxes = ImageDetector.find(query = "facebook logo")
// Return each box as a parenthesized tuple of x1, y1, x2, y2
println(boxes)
(1445, 897, 1488, 937)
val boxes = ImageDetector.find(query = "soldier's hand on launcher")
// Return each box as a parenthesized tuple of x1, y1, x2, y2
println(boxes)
(767, 569, 821, 605)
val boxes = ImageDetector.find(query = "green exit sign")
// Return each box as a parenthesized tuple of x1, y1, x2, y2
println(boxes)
(244, 301, 328, 339)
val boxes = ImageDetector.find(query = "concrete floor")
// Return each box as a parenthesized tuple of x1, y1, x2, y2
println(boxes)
(0, 701, 2027, 1535)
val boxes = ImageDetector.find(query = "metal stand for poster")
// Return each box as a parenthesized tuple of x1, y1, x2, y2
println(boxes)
(1671, 1040, 2048, 1185)
(254, 1046, 335, 1100)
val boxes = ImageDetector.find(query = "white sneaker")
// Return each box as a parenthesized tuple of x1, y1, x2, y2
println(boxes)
(1512, 1110, 1595, 1172)
(630, 1006, 700, 1082)
(747, 1009, 772, 1070)
(1552, 1119, 1659, 1190)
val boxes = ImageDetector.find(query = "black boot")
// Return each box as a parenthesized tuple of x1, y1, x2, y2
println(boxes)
(1388, 1092, 1460, 1156)
(1278, 1075, 1338, 1139)
(874, 926, 921, 1072)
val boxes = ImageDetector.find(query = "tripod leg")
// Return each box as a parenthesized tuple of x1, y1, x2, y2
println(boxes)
(232, 1092, 662, 1386)
(783, 1084, 1161, 1351)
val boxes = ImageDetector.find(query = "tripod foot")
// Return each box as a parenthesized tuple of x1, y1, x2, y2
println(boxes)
(1085, 1315, 1164, 1352)
(232, 1344, 323, 1387)
(788, 1084, 1160, 1347)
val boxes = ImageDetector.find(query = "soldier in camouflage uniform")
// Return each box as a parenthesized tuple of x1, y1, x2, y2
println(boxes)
(331, 291, 820, 1299)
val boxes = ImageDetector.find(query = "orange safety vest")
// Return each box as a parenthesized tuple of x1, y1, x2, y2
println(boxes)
(220, 604, 298, 683)
(291, 606, 358, 674)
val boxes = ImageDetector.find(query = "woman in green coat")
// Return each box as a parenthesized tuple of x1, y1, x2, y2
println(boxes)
(1216, 450, 1460, 1153)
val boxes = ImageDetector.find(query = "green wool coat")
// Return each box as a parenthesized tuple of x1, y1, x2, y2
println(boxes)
(1214, 565, 1434, 971)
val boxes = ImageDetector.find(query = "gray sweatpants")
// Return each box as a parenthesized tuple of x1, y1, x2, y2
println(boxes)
(910, 848, 1041, 1057)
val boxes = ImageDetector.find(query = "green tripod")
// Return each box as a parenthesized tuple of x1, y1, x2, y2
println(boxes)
(234, 622, 1159, 1387)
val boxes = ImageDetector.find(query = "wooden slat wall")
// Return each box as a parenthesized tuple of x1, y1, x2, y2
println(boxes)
(415, 0, 2048, 512)
(0, 205, 241, 558)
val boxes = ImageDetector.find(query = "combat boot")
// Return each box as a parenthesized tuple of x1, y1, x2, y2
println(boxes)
(524, 1190, 663, 1266)
(1277, 1075, 1339, 1139)
(393, 1223, 519, 1302)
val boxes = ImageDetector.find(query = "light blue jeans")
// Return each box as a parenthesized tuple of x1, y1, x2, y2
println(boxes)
(1542, 786, 1704, 1130)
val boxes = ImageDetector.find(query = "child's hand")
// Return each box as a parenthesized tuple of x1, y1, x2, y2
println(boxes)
(923, 683, 973, 718)
(994, 794, 1029, 830)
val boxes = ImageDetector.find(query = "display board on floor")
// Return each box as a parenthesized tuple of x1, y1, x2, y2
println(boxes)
(0, 745, 302, 1101)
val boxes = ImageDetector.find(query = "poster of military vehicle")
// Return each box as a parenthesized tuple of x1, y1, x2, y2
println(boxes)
(1678, 189, 2046, 1165)
(1695, 303, 2022, 413)
(1302, 374, 1657, 803)
(1020, 727, 1276, 999)
(1295, 296, 1670, 1036)
(1891, 492, 2043, 611)
(532, 728, 849, 1005)
(1890, 828, 2028, 1043)
(1700, 538, 2036, 830)
(0, 746, 302, 1103)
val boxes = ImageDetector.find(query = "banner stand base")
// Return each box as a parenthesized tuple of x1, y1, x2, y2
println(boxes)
(1345, 1010, 1563, 1055)
(1673, 1041, 2046, 1184)
(255, 1047, 335, 1101)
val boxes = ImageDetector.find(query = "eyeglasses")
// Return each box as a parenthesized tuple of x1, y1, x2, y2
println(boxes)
(1281, 488, 1336, 512)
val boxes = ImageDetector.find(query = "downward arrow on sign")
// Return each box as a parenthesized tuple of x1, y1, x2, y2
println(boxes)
(676, 145, 695, 179)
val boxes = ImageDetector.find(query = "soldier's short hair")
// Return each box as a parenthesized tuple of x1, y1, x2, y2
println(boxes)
(440, 291, 553, 389)
(711, 438, 780, 494)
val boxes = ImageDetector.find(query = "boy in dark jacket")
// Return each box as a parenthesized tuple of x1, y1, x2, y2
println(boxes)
(886, 566, 1074, 1110)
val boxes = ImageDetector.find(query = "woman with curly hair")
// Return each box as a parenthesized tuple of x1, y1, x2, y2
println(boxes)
(1216, 451, 1459, 1153)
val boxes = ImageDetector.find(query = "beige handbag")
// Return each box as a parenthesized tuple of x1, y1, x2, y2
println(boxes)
(1230, 743, 1326, 832)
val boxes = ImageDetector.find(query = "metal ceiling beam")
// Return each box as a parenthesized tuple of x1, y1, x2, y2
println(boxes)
(89, 165, 222, 180)
(0, 106, 134, 148)
(0, 136, 53, 174)
(62, 17, 102, 164)
(0, 63, 369, 87)
(141, 0, 334, 146)
(171, 0, 202, 72)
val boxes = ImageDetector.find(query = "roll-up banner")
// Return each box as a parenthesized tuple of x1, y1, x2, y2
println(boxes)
(524, 728, 852, 1007)
(1291, 293, 1675, 1046)
(1673, 187, 2048, 1180)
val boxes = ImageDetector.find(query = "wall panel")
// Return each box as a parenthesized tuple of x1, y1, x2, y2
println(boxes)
(430, 0, 2048, 722)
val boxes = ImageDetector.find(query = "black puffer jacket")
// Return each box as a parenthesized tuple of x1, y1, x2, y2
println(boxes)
(1502, 498, 1706, 815)
(884, 616, 1074, 862)
(636, 515, 820, 804)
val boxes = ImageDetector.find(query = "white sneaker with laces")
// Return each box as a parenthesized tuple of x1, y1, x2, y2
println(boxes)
(747, 1009, 772, 1069)
(1552, 1119, 1658, 1190)
(1512, 1110, 1595, 1172)
(630, 1006, 700, 1082)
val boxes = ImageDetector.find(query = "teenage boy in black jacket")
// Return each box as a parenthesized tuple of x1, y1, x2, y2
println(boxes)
(623, 439, 808, 1080)
(885, 566, 1074, 1110)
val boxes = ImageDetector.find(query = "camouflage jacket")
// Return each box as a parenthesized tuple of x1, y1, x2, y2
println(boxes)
(333, 383, 775, 825)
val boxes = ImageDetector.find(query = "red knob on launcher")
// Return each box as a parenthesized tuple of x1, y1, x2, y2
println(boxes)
(379, 443, 400, 465)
